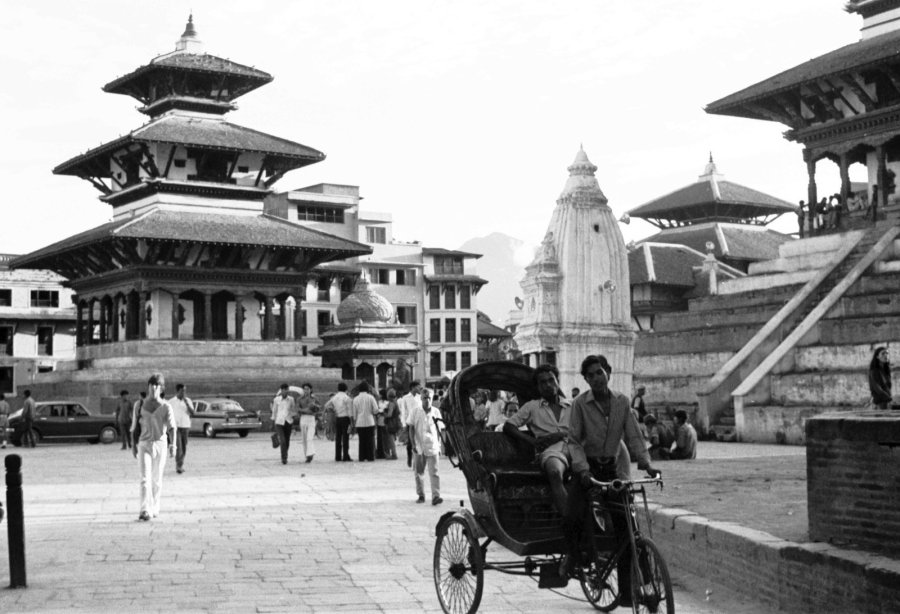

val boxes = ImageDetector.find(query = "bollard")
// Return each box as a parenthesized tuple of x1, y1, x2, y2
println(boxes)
(5, 454, 26, 588)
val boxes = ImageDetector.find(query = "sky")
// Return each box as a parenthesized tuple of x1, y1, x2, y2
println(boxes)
(0, 1, 862, 259)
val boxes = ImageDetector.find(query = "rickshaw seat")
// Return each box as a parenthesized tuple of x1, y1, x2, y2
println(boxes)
(467, 432, 545, 484)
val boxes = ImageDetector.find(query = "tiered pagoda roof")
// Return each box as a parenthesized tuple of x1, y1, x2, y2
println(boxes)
(626, 156, 796, 228)
(10, 208, 370, 283)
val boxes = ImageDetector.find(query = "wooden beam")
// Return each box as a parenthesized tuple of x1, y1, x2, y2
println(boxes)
(264, 169, 287, 188)
(139, 143, 160, 177)
(805, 83, 843, 121)
(773, 94, 809, 128)
(254, 156, 268, 187)
(162, 145, 177, 178)
(746, 102, 792, 126)
(883, 67, 900, 100)
(826, 77, 862, 114)
(227, 153, 239, 179)
(80, 175, 112, 195)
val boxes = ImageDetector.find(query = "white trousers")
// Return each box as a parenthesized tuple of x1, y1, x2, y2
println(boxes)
(299, 414, 316, 458)
(414, 453, 440, 499)
(138, 440, 168, 516)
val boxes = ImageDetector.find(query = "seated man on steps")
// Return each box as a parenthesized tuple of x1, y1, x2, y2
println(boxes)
(502, 364, 571, 516)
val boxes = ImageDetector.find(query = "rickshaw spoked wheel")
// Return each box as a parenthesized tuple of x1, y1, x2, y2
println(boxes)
(580, 559, 619, 611)
(433, 517, 484, 614)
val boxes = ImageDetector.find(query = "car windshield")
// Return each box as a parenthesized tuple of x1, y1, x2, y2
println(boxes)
(222, 402, 245, 413)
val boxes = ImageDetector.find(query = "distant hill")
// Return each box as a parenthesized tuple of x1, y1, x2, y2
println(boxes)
(459, 232, 535, 324)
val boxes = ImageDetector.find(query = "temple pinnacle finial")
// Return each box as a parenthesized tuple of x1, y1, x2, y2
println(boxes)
(182, 13, 197, 38)
(709, 151, 714, 164)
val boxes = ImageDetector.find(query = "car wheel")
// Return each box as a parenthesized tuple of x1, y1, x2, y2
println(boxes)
(98, 425, 118, 444)
(238, 430, 249, 438)
(203, 423, 215, 438)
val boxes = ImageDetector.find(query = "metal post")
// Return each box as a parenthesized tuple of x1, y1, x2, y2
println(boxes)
(5, 454, 26, 588)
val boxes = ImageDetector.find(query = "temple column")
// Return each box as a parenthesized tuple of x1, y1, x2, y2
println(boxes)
(805, 155, 817, 231)
(234, 294, 244, 341)
(877, 145, 887, 215)
(75, 299, 84, 348)
(87, 298, 95, 345)
(293, 293, 304, 340)
(99, 297, 107, 343)
(277, 297, 286, 340)
(264, 295, 276, 340)
(285, 297, 295, 340)
(138, 291, 148, 340)
(839, 152, 850, 216)
(204, 290, 213, 340)
(110, 296, 119, 342)
(171, 291, 180, 340)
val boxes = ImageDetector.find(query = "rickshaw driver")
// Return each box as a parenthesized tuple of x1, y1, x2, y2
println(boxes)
(502, 363, 571, 516)
(563, 355, 661, 599)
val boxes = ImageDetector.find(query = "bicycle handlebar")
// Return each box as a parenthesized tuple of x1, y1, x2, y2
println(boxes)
(589, 476, 664, 492)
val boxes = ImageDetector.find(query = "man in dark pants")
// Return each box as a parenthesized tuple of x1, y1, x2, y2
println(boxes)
(565, 355, 660, 605)
(325, 382, 353, 461)
(170, 384, 195, 473)
(116, 390, 133, 450)
(21, 390, 36, 448)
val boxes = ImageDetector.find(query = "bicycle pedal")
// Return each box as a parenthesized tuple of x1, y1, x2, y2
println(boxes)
(537, 562, 568, 588)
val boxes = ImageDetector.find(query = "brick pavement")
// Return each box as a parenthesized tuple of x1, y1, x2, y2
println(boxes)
(0, 437, 779, 613)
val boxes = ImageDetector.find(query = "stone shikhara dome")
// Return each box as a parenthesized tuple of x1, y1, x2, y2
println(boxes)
(336, 278, 394, 324)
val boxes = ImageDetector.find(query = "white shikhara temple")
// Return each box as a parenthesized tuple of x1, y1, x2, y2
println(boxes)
(514, 148, 634, 396)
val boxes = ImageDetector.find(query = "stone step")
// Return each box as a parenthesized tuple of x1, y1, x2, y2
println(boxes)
(634, 351, 733, 378)
(86, 354, 322, 370)
(636, 325, 758, 354)
(687, 283, 801, 313)
(37, 365, 342, 385)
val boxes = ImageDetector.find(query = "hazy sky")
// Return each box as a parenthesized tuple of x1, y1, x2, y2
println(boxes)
(0, 1, 860, 258)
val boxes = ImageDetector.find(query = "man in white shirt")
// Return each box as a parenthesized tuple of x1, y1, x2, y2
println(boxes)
(399, 380, 423, 468)
(169, 383, 195, 474)
(324, 382, 353, 462)
(408, 388, 442, 505)
(485, 390, 506, 430)
(271, 384, 297, 465)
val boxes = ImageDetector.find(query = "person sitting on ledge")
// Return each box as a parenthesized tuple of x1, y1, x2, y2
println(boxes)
(669, 409, 697, 460)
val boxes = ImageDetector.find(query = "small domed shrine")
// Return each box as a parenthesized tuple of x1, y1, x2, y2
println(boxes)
(312, 278, 418, 390)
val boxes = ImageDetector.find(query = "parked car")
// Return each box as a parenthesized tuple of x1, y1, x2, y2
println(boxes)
(9, 401, 119, 446)
(189, 398, 261, 438)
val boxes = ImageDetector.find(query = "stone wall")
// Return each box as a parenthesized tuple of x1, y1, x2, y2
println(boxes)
(807, 412, 900, 554)
(651, 505, 900, 613)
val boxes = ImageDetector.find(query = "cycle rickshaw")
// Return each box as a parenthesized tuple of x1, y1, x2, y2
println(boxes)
(432, 361, 674, 614)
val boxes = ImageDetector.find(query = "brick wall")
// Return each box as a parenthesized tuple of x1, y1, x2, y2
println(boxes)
(649, 505, 900, 613)
(806, 412, 900, 554)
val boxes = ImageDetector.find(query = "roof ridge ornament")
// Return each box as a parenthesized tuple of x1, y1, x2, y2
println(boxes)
(175, 13, 204, 54)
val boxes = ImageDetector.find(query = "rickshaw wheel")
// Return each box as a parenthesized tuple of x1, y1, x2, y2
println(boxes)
(630, 538, 675, 614)
(581, 561, 619, 611)
(434, 517, 484, 614)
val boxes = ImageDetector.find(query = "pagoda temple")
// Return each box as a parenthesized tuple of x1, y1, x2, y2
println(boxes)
(706, 0, 900, 228)
(312, 278, 418, 391)
(11, 16, 371, 411)
(514, 147, 634, 396)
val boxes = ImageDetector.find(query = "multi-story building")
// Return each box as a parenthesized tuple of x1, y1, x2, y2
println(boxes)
(272, 184, 486, 385)
(422, 248, 486, 386)
(0, 255, 76, 395)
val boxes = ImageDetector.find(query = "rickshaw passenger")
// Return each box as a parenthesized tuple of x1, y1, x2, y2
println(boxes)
(564, 355, 661, 601)
(502, 364, 570, 516)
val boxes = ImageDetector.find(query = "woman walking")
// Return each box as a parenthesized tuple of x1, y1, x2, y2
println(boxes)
(382, 389, 400, 460)
(869, 347, 893, 409)
(131, 373, 177, 521)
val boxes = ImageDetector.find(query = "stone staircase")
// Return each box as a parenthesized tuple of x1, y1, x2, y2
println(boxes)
(634, 221, 900, 443)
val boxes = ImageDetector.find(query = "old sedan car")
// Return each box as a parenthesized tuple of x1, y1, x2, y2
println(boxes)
(9, 401, 119, 446)
(189, 398, 261, 438)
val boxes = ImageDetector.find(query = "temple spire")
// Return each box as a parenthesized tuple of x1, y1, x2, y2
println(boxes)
(698, 153, 723, 199)
(174, 13, 203, 53)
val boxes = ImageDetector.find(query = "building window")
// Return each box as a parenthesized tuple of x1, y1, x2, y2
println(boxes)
(430, 352, 442, 377)
(445, 285, 456, 309)
(460, 285, 471, 309)
(368, 268, 390, 285)
(317, 310, 332, 334)
(317, 277, 331, 302)
(366, 226, 386, 244)
(0, 367, 12, 394)
(298, 205, 345, 224)
(428, 285, 440, 309)
(396, 269, 417, 286)
(37, 326, 53, 356)
(0, 289, 10, 306)
(445, 351, 457, 372)
(397, 306, 417, 325)
(461, 351, 472, 370)
(435, 256, 464, 275)
(0, 327, 11, 356)
(30, 290, 59, 308)
(461, 318, 471, 342)
(429, 319, 441, 343)
(445, 318, 456, 343)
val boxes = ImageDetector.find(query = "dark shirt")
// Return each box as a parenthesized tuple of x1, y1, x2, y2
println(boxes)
(869, 366, 892, 405)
